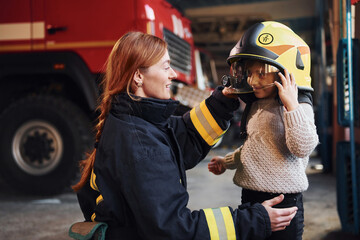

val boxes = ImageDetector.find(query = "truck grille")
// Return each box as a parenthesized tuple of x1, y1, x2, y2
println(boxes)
(163, 28, 192, 75)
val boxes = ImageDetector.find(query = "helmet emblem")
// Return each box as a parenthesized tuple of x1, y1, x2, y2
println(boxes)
(258, 33, 274, 45)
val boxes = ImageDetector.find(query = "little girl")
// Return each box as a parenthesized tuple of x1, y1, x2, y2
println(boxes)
(209, 21, 319, 240)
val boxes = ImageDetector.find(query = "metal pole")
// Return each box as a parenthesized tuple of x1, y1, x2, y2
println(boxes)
(346, 0, 359, 234)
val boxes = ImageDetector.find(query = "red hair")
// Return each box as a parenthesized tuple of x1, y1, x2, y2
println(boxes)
(72, 32, 167, 192)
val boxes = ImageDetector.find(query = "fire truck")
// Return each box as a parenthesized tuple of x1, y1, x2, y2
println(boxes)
(0, 0, 214, 195)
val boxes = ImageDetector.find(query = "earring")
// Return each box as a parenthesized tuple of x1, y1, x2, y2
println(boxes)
(136, 81, 143, 87)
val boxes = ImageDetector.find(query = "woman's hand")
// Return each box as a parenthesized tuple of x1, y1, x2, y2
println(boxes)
(222, 87, 239, 99)
(208, 156, 226, 175)
(262, 194, 298, 232)
(275, 69, 299, 111)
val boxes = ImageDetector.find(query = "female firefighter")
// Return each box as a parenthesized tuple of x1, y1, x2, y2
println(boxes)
(71, 31, 298, 240)
(208, 21, 319, 240)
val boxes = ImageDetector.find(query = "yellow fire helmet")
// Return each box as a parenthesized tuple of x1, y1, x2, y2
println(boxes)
(227, 21, 313, 91)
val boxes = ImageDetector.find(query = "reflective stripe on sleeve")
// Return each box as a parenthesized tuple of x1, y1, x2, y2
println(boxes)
(203, 207, 236, 240)
(190, 100, 225, 146)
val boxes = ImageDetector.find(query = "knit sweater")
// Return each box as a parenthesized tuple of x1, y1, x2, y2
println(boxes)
(224, 97, 319, 193)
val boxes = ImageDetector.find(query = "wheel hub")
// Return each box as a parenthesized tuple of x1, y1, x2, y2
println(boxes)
(23, 131, 55, 164)
(12, 120, 63, 175)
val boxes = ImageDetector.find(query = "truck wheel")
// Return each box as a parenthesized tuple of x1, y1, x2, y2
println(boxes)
(0, 95, 92, 195)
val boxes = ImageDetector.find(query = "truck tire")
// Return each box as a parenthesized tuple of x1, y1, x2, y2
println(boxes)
(0, 95, 93, 195)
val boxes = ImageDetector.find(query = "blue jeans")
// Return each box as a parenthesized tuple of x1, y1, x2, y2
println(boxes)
(241, 189, 304, 240)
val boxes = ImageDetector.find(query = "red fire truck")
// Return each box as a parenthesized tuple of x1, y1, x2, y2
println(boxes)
(0, 0, 214, 195)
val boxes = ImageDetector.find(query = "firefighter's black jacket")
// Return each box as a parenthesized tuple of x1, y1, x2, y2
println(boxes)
(77, 87, 271, 239)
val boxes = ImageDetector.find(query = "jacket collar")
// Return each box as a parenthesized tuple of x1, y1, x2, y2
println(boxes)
(111, 93, 179, 126)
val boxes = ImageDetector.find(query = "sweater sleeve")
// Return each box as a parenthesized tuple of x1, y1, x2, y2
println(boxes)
(283, 103, 319, 158)
(223, 147, 242, 170)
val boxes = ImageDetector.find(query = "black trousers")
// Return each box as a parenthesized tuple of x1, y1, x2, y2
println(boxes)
(241, 188, 304, 240)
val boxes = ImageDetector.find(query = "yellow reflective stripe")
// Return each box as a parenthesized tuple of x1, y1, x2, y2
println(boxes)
(190, 107, 209, 144)
(90, 169, 102, 223)
(204, 207, 236, 240)
(203, 208, 220, 240)
(96, 195, 103, 205)
(190, 100, 225, 146)
(199, 101, 223, 136)
(91, 213, 96, 222)
(90, 169, 99, 192)
(196, 109, 218, 143)
(220, 207, 236, 240)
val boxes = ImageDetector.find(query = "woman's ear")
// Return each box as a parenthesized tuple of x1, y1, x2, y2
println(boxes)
(133, 69, 143, 87)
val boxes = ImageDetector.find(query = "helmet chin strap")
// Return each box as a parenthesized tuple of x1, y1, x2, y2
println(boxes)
(252, 83, 276, 90)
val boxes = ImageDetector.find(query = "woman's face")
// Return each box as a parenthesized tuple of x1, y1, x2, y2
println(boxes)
(246, 61, 278, 99)
(134, 50, 177, 99)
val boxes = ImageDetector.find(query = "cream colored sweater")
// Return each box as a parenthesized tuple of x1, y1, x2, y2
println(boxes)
(224, 98, 319, 193)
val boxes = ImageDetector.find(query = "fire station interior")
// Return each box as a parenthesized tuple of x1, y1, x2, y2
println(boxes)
(168, 0, 360, 235)
(2, 0, 360, 238)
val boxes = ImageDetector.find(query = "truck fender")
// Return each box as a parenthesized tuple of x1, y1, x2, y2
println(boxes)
(0, 51, 99, 111)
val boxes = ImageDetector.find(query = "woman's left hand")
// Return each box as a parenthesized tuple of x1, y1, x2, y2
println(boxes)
(222, 87, 239, 99)
(274, 69, 299, 111)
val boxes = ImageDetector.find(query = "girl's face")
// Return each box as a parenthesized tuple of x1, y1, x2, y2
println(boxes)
(246, 61, 278, 99)
(134, 50, 177, 99)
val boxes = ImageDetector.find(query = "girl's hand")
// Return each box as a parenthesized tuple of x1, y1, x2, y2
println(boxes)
(208, 156, 226, 175)
(275, 69, 299, 111)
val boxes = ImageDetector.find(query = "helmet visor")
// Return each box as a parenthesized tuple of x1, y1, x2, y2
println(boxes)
(222, 60, 279, 93)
